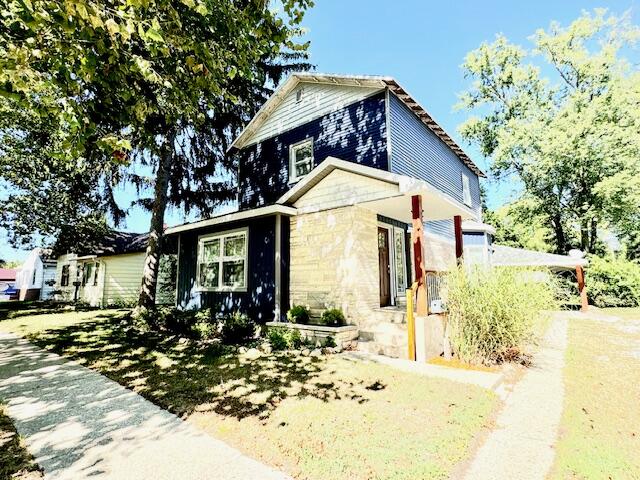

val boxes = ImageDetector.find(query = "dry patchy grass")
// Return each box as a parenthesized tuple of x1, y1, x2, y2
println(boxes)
(1, 308, 498, 480)
(550, 308, 640, 479)
(0, 404, 43, 480)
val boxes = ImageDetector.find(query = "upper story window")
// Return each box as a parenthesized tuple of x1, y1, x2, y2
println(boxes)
(197, 228, 248, 292)
(289, 139, 313, 183)
(461, 173, 472, 207)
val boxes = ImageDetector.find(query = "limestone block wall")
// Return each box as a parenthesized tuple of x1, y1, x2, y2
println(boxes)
(289, 205, 379, 326)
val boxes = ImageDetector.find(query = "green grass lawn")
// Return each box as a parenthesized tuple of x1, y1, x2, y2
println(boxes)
(0, 404, 43, 480)
(0, 306, 498, 480)
(550, 307, 640, 480)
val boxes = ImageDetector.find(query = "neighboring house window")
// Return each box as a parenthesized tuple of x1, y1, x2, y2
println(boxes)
(60, 265, 70, 287)
(197, 228, 248, 291)
(93, 262, 100, 286)
(82, 263, 93, 287)
(32, 269, 37, 286)
(461, 173, 472, 207)
(289, 139, 313, 183)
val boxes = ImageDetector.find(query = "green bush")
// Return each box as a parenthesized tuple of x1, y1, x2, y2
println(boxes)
(445, 266, 558, 365)
(323, 335, 336, 348)
(220, 311, 256, 345)
(267, 327, 302, 350)
(133, 306, 219, 340)
(321, 308, 346, 327)
(586, 256, 640, 307)
(287, 305, 310, 324)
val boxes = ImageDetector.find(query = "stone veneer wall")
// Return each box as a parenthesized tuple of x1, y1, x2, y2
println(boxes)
(289, 205, 379, 327)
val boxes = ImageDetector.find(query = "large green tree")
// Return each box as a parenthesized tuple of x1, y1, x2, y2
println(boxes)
(459, 9, 640, 254)
(1, 0, 312, 308)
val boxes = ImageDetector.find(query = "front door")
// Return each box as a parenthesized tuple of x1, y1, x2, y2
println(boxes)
(378, 227, 391, 307)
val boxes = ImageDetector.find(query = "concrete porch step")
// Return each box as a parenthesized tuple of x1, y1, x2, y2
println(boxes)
(357, 340, 408, 359)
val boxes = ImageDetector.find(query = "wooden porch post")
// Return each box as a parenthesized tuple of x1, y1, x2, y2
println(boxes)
(454, 215, 464, 264)
(411, 195, 428, 316)
(576, 264, 589, 312)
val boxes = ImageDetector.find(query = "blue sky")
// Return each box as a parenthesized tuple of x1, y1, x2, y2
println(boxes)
(1, 0, 637, 262)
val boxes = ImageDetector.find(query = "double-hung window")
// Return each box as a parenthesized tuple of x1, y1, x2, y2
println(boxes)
(197, 229, 248, 291)
(60, 265, 70, 287)
(289, 139, 313, 183)
(461, 173, 472, 207)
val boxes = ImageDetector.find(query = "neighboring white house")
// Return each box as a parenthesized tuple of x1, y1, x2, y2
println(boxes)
(15, 248, 57, 301)
(53, 231, 176, 307)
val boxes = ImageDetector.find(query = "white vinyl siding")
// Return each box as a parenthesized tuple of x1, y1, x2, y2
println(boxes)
(101, 253, 146, 305)
(243, 82, 382, 147)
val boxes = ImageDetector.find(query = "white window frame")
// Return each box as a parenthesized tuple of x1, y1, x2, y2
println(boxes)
(289, 138, 314, 183)
(196, 227, 248, 292)
(461, 173, 472, 207)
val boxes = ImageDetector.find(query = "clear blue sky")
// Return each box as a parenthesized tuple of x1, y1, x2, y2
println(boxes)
(1, 0, 637, 262)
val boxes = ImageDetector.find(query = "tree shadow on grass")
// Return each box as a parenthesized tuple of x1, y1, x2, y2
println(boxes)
(26, 318, 377, 421)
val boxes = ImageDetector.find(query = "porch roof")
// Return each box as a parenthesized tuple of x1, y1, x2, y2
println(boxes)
(492, 245, 588, 271)
(277, 157, 478, 223)
(164, 204, 297, 235)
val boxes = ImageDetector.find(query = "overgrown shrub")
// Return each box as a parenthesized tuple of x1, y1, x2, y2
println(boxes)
(133, 306, 219, 340)
(321, 308, 346, 326)
(586, 255, 640, 307)
(220, 311, 256, 345)
(287, 305, 310, 324)
(445, 266, 558, 365)
(267, 327, 302, 350)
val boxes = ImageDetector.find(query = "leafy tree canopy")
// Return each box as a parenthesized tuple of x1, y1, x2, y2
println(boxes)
(1, 0, 313, 307)
(459, 9, 640, 255)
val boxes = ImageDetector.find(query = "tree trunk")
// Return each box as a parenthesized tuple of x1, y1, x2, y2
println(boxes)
(589, 218, 598, 253)
(552, 214, 566, 254)
(138, 136, 173, 310)
(580, 218, 589, 252)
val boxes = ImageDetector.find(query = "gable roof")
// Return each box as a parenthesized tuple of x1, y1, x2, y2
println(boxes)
(75, 231, 149, 257)
(230, 72, 484, 177)
(277, 157, 477, 222)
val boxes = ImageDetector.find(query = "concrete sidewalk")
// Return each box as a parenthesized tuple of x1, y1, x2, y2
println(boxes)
(461, 314, 569, 480)
(0, 332, 291, 480)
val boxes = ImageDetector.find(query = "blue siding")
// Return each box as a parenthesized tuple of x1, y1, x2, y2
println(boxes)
(388, 93, 481, 211)
(238, 91, 388, 209)
(426, 219, 454, 240)
(176, 216, 286, 322)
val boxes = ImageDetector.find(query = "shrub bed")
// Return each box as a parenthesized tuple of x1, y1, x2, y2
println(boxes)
(445, 266, 557, 365)
(133, 307, 256, 344)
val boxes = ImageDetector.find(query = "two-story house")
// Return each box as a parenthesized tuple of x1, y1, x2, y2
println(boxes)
(166, 73, 485, 354)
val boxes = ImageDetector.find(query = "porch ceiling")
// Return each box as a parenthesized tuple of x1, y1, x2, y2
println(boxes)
(363, 185, 476, 223)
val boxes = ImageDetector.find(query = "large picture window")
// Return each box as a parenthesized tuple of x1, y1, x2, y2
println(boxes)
(289, 139, 313, 182)
(197, 229, 248, 291)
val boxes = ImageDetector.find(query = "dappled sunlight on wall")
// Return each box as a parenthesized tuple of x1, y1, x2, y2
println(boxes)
(239, 92, 388, 210)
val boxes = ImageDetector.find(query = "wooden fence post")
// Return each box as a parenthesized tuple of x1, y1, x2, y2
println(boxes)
(576, 265, 589, 312)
